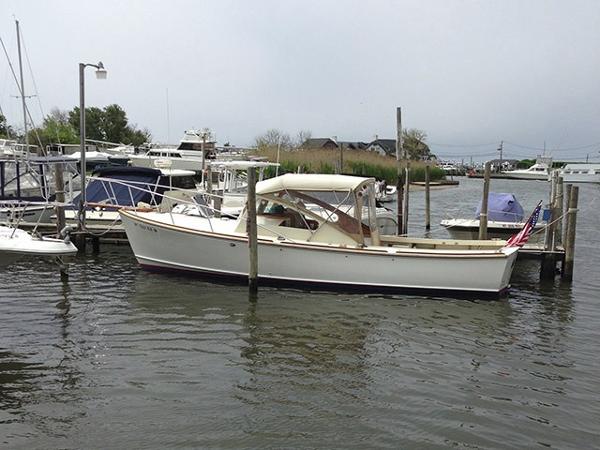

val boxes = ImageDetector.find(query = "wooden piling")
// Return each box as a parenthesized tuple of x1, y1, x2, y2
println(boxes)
(562, 183, 572, 247)
(53, 163, 66, 238)
(339, 142, 344, 174)
(396, 107, 403, 235)
(403, 161, 410, 235)
(478, 161, 491, 240)
(554, 176, 563, 246)
(425, 163, 431, 230)
(541, 171, 559, 279)
(562, 185, 579, 281)
(91, 236, 100, 253)
(206, 166, 213, 195)
(247, 167, 258, 294)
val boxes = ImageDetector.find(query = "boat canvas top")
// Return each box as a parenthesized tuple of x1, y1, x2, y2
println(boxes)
(73, 166, 166, 209)
(476, 192, 524, 223)
(256, 173, 373, 195)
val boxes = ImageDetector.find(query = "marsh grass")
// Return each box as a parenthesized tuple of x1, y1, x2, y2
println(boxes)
(254, 148, 445, 182)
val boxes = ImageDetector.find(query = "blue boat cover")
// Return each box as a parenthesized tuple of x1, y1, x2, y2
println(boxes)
(72, 167, 166, 208)
(476, 192, 524, 222)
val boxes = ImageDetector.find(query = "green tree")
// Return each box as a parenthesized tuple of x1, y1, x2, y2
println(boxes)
(403, 128, 434, 160)
(68, 104, 151, 145)
(0, 113, 14, 138)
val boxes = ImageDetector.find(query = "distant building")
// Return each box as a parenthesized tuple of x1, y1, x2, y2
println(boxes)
(488, 158, 519, 172)
(365, 139, 396, 156)
(301, 138, 338, 149)
(338, 141, 369, 150)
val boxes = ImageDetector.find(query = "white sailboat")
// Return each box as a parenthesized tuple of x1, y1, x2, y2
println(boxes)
(120, 174, 519, 297)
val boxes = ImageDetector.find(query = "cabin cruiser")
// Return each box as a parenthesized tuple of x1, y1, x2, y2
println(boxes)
(441, 193, 544, 242)
(129, 130, 217, 172)
(559, 164, 600, 183)
(501, 157, 553, 181)
(120, 174, 519, 297)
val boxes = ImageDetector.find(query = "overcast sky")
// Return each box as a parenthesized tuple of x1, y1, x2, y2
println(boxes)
(1, 0, 599, 160)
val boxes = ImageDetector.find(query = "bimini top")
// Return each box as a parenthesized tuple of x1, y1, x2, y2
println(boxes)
(256, 173, 374, 195)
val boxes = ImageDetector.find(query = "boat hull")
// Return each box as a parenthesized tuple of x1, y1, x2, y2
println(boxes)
(560, 174, 600, 183)
(120, 211, 518, 297)
(0, 226, 77, 267)
(441, 219, 544, 243)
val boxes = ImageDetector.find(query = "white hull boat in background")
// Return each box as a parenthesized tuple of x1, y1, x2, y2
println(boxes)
(0, 225, 77, 267)
(501, 157, 553, 181)
(121, 174, 519, 298)
(559, 164, 600, 183)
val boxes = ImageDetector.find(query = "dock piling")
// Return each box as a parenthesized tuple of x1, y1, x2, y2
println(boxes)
(478, 161, 491, 240)
(53, 162, 66, 239)
(424, 163, 431, 230)
(562, 185, 579, 281)
(395, 107, 404, 235)
(541, 171, 560, 279)
(247, 167, 258, 295)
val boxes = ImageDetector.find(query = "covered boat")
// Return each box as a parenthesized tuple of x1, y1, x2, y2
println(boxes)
(120, 174, 519, 298)
(441, 192, 544, 241)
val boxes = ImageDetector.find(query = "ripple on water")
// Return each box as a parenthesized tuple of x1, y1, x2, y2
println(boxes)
(2, 180, 600, 448)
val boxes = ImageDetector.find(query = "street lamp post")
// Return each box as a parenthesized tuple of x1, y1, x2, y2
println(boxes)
(77, 61, 107, 231)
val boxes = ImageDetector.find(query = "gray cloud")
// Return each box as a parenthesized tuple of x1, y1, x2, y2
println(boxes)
(1, 0, 599, 160)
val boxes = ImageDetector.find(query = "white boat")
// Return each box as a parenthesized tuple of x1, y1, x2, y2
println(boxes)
(0, 225, 77, 267)
(1, 156, 81, 225)
(120, 174, 519, 297)
(441, 192, 544, 242)
(375, 183, 397, 203)
(559, 163, 600, 183)
(501, 157, 553, 181)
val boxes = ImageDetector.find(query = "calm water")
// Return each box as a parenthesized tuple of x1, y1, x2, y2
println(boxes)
(1, 178, 599, 449)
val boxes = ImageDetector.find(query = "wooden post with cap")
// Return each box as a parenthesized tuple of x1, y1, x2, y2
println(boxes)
(562, 185, 579, 281)
(478, 161, 491, 240)
(395, 107, 403, 235)
(247, 167, 258, 294)
(425, 163, 431, 230)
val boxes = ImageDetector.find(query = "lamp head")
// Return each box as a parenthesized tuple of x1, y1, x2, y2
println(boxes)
(95, 61, 107, 79)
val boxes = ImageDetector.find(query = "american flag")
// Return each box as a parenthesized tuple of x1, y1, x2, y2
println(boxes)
(505, 200, 543, 248)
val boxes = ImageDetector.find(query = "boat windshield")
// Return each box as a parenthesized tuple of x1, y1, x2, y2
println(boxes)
(257, 188, 370, 237)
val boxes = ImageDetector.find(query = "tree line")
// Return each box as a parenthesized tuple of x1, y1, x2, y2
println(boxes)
(0, 104, 151, 149)
(254, 127, 436, 160)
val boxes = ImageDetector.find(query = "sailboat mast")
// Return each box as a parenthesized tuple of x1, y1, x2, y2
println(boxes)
(15, 20, 28, 151)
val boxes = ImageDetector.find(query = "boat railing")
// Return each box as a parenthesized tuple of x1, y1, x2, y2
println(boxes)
(82, 176, 322, 243)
